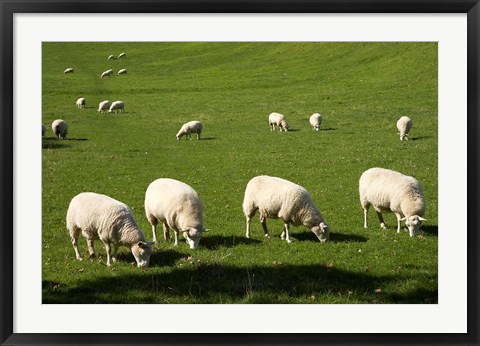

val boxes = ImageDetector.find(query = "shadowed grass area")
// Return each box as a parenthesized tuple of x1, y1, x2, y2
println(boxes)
(42, 42, 438, 304)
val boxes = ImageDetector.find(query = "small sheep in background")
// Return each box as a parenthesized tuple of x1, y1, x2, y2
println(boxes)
(64, 68, 74, 74)
(108, 55, 115, 60)
(176, 120, 203, 140)
(76, 97, 86, 109)
(118, 52, 126, 59)
(51, 119, 68, 139)
(101, 69, 114, 78)
(359, 167, 426, 237)
(98, 100, 111, 113)
(243, 175, 331, 243)
(66, 192, 153, 267)
(145, 178, 209, 249)
(42, 123, 46, 137)
(268, 112, 289, 131)
(118, 69, 127, 75)
(109, 101, 124, 113)
(396, 116, 413, 141)
(309, 113, 323, 131)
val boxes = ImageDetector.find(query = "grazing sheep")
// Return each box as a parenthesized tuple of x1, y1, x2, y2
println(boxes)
(101, 69, 113, 78)
(176, 121, 203, 140)
(67, 192, 153, 267)
(118, 69, 127, 75)
(309, 113, 323, 131)
(42, 123, 46, 137)
(76, 97, 86, 109)
(118, 52, 126, 59)
(396, 116, 413, 141)
(64, 68, 74, 74)
(108, 54, 115, 60)
(243, 175, 331, 243)
(109, 101, 124, 113)
(268, 112, 289, 131)
(359, 167, 426, 237)
(145, 178, 209, 249)
(98, 100, 111, 113)
(51, 119, 68, 139)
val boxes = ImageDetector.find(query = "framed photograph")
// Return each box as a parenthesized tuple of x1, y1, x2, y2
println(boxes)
(1, 1, 479, 345)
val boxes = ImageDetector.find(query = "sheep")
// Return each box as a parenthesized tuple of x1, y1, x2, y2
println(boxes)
(63, 68, 74, 74)
(66, 192, 153, 267)
(396, 116, 413, 141)
(359, 167, 426, 237)
(76, 97, 86, 109)
(268, 112, 289, 131)
(242, 175, 330, 243)
(109, 101, 124, 113)
(42, 123, 46, 137)
(118, 69, 127, 75)
(98, 100, 111, 113)
(51, 119, 68, 139)
(101, 69, 113, 78)
(309, 113, 323, 131)
(108, 54, 115, 60)
(144, 178, 209, 249)
(118, 52, 126, 59)
(176, 120, 203, 140)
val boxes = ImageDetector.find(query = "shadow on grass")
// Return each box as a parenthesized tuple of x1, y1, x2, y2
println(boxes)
(410, 136, 433, 141)
(200, 235, 262, 250)
(200, 137, 216, 140)
(42, 262, 437, 304)
(42, 138, 88, 149)
(113, 249, 188, 267)
(321, 127, 337, 131)
(421, 225, 438, 236)
(291, 231, 368, 243)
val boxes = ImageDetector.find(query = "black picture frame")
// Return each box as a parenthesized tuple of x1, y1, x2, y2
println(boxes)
(1, 1, 479, 345)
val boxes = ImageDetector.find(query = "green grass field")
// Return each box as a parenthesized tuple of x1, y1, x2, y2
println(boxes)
(42, 42, 438, 304)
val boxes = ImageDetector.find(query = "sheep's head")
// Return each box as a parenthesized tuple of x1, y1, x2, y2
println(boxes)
(312, 222, 330, 243)
(131, 241, 153, 267)
(280, 120, 289, 131)
(182, 227, 209, 249)
(314, 125, 320, 131)
(401, 215, 426, 237)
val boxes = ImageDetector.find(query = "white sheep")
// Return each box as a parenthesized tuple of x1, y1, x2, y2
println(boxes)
(108, 54, 115, 60)
(42, 123, 46, 137)
(118, 69, 127, 75)
(309, 113, 323, 131)
(98, 100, 111, 113)
(64, 68, 74, 74)
(359, 167, 426, 237)
(176, 120, 203, 140)
(396, 116, 413, 141)
(118, 52, 126, 59)
(100, 71, 110, 78)
(76, 97, 86, 109)
(268, 112, 289, 131)
(109, 101, 124, 113)
(51, 119, 68, 139)
(67, 192, 153, 267)
(145, 178, 209, 249)
(242, 175, 330, 243)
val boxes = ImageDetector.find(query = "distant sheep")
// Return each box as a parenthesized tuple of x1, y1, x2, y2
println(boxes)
(101, 69, 114, 78)
(108, 55, 115, 60)
(309, 113, 323, 131)
(109, 101, 124, 113)
(118, 52, 126, 59)
(51, 119, 68, 139)
(145, 178, 209, 249)
(76, 97, 86, 109)
(66, 192, 153, 267)
(98, 100, 111, 113)
(396, 116, 413, 141)
(64, 68, 74, 74)
(243, 175, 331, 243)
(176, 120, 203, 140)
(359, 167, 426, 237)
(118, 69, 127, 75)
(42, 123, 46, 137)
(268, 112, 289, 131)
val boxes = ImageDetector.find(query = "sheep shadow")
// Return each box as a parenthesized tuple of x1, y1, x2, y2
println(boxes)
(200, 235, 262, 250)
(199, 137, 216, 141)
(42, 139, 70, 149)
(410, 136, 433, 141)
(291, 231, 368, 243)
(112, 249, 188, 267)
(421, 225, 438, 236)
(321, 127, 337, 131)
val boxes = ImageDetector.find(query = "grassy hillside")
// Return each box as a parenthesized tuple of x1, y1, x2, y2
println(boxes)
(42, 42, 437, 303)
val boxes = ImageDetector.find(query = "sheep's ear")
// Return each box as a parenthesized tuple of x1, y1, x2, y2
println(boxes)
(203, 228, 210, 233)
(419, 217, 427, 221)
(148, 241, 156, 246)
(137, 241, 148, 248)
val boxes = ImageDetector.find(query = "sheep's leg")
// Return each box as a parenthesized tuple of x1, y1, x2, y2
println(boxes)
(270, 123, 274, 131)
(259, 213, 270, 238)
(363, 207, 369, 228)
(282, 223, 292, 243)
(197, 132, 201, 140)
(104, 242, 112, 266)
(376, 211, 387, 229)
(69, 228, 83, 261)
(163, 223, 171, 241)
(395, 213, 403, 233)
(173, 229, 179, 246)
(151, 223, 158, 243)
(111, 244, 118, 262)
(87, 239, 96, 258)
